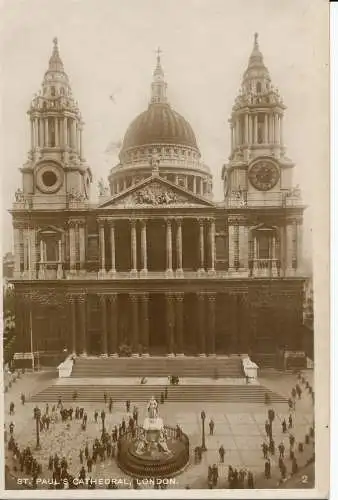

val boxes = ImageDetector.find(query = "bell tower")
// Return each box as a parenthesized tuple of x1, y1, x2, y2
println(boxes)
(21, 37, 92, 209)
(223, 33, 296, 208)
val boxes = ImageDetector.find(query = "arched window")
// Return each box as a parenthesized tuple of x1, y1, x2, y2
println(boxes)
(51, 86, 56, 97)
(256, 82, 262, 93)
(60, 87, 65, 95)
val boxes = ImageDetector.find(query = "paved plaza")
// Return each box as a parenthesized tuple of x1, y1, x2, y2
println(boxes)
(4, 370, 314, 489)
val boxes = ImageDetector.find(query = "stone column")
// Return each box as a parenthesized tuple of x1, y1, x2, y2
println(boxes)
(30, 120, 34, 149)
(99, 220, 106, 276)
(79, 125, 83, 159)
(55, 117, 59, 146)
(39, 119, 44, 148)
(130, 294, 139, 355)
(253, 115, 258, 144)
(99, 294, 108, 356)
(79, 222, 86, 273)
(193, 176, 197, 194)
(280, 116, 284, 146)
(165, 218, 173, 277)
(248, 115, 253, 144)
(78, 294, 87, 356)
(199, 178, 204, 196)
(166, 293, 175, 356)
(13, 223, 21, 278)
(198, 219, 205, 273)
(175, 293, 184, 355)
(72, 120, 77, 151)
(130, 219, 137, 276)
(176, 218, 183, 276)
(140, 294, 150, 356)
(208, 218, 216, 274)
(57, 239, 63, 279)
(140, 219, 148, 276)
(34, 118, 39, 148)
(69, 221, 76, 273)
(297, 220, 303, 271)
(108, 294, 118, 356)
(239, 225, 249, 270)
(63, 117, 68, 147)
(207, 293, 216, 355)
(109, 221, 116, 275)
(197, 293, 206, 355)
(44, 118, 49, 147)
(264, 114, 268, 143)
(275, 114, 280, 144)
(245, 114, 249, 144)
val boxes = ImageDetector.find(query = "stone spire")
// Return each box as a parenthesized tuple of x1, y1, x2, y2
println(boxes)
(41, 37, 71, 98)
(151, 48, 168, 104)
(242, 33, 270, 90)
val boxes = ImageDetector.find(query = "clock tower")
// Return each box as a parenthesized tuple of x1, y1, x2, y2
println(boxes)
(21, 37, 92, 209)
(223, 33, 295, 207)
(222, 34, 304, 278)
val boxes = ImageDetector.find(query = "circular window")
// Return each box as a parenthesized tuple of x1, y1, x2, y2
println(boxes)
(42, 170, 57, 187)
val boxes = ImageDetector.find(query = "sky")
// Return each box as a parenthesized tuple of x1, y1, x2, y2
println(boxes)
(0, 0, 329, 265)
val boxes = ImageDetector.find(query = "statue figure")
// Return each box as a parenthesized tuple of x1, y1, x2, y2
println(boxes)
(98, 177, 108, 197)
(158, 430, 172, 455)
(147, 396, 158, 419)
(15, 188, 24, 202)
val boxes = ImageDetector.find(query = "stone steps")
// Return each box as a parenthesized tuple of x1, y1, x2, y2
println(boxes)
(71, 356, 245, 379)
(29, 384, 286, 403)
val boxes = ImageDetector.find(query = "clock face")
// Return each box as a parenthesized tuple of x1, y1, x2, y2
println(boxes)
(248, 161, 279, 191)
(36, 162, 63, 194)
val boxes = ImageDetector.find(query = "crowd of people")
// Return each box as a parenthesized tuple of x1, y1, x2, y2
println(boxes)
(202, 370, 315, 489)
(5, 370, 314, 490)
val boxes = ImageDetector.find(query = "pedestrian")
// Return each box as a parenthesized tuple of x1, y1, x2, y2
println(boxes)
(264, 392, 271, 405)
(9, 402, 14, 415)
(126, 400, 131, 413)
(57, 397, 62, 409)
(101, 410, 105, 423)
(209, 419, 215, 436)
(289, 433, 295, 448)
(160, 392, 164, 404)
(281, 462, 287, 480)
(278, 456, 284, 470)
(72, 390, 78, 402)
(87, 456, 93, 473)
(109, 398, 113, 413)
(278, 442, 285, 458)
(48, 455, 53, 471)
(79, 466, 86, 481)
(288, 414, 293, 429)
(264, 459, 271, 479)
(268, 408, 275, 424)
(247, 471, 254, 488)
(9, 422, 14, 435)
(164, 386, 168, 399)
(79, 449, 83, 465)
(218, 444, 225, 463)
(261, 441, 268, 459)
(94, 410, 98, 423)
(84, 443, 89, 460)
(212, 464, 218, 487)
(291, 387, 297, 399)
(104, 392, 107, 405)
(265, 420, 270, 438)
(21, 393, 25, 405)
(269, 438, 275, 455)
(296, 384, 302, 399)
(292, 457, 298, 474)
(282, 419, 287, 433)
(133, 406, 138, 423)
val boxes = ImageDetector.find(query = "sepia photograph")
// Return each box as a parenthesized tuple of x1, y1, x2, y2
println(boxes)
(1, 0, 330, 497)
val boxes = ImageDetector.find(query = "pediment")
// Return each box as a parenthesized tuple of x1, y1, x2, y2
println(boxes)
(99, 176, 214, 209)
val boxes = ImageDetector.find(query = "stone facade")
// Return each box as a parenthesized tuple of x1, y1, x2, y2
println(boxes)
(10, 36, 308, 359)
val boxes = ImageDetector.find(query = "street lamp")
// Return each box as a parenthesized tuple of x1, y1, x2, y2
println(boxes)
(200, 410, 207, 452)
(34, 407, 41, 450)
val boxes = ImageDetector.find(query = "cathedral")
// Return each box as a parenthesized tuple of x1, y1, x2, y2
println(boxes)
(10, 35, 307, 362)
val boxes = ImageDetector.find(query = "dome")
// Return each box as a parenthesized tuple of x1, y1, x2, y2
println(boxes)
(121, 102, 200, 154)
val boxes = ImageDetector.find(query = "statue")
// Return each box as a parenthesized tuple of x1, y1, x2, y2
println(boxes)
(15, 188, 24, 202)
(158, 430, 172, 455)
(97, 178, 109, 197)
(147, 396, 158, 419)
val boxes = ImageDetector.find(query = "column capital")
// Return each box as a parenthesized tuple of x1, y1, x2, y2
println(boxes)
(197, 217, 206, 226)
(77, 293, 86, 303)
(176, 217, 183, 225)
(65, 293, 77, 303)
(165, 292, 176, 302)
(97, 293, 108, 303)
(164, 217, 174, 225)
(205, 292, 217, 302)
(107, 293, 118, 303)
(97, 218, 106, 227)
(140, 293, 150, 302)
(138, 218, 148, 225)
(174, 292, 184, 302)
(129, 293, 140, 302)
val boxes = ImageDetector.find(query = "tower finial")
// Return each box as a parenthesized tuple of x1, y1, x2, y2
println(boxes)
(254, 32, 258, 47)
(52, 37, 59, 55)
(151, 47, 167, 104)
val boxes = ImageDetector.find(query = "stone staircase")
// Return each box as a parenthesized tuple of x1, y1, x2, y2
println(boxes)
(29, 383, 286, 403)
(71, 356, 245, 379)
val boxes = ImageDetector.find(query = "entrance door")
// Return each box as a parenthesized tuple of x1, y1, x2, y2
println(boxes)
(148, 294, 167, 355)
